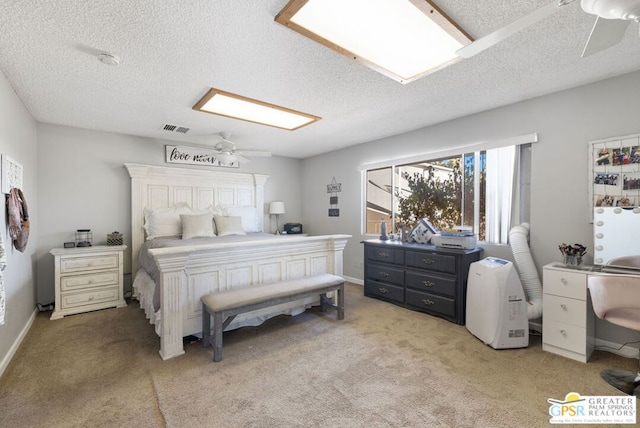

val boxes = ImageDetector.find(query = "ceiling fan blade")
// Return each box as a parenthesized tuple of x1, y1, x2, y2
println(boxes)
(240, 150, 271, 157)
(456, 0, 574, 58)
(581, 17, 630, 57)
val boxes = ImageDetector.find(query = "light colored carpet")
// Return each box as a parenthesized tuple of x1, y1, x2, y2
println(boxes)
(0, 283, 636, 427)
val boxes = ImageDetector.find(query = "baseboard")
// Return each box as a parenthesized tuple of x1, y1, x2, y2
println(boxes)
(344, 276, 363, 286)
(595, 338, 640, 359)
(0, 308, 37, 378)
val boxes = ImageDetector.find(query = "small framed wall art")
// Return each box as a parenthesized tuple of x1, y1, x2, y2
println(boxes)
(1, 154, 23, 194)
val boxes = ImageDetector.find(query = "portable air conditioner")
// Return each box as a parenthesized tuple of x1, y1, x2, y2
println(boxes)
(465, 257, 529, 349)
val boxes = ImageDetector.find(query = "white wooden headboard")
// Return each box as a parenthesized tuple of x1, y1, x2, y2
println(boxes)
(125, 163, 269, 273)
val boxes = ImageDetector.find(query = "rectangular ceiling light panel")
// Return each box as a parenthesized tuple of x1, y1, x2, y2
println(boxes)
(276, 0, 472, 84)
(193, 88, 321, 130)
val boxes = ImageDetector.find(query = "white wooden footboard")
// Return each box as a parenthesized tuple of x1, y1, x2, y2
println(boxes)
(151, 234, 350, 360)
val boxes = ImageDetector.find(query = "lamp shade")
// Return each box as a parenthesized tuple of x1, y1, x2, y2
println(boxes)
(269, 201, 285, 215)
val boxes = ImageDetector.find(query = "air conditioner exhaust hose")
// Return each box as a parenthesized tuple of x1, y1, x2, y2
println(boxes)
(509, 223, 543, 320)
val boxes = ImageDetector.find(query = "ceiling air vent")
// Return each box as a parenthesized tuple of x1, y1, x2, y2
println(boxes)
(161, 123, 190, 134)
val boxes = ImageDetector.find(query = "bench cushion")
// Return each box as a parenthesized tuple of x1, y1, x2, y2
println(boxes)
(201, 273, 344, 312)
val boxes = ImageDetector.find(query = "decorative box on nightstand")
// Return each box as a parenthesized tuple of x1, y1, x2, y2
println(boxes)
(50, 245, 127, 320)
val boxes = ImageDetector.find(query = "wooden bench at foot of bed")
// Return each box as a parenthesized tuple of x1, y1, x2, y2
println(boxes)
(201, 273, 345, 362)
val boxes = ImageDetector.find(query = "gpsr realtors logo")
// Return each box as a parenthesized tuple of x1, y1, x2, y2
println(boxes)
(548, 392, 636, 424)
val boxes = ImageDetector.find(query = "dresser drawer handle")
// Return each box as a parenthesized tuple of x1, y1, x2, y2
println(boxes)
(560, 304, 567, 311)
(422, 280, 435, 287)
(88, 296, 94, 301)
(560, 329, 567, 336)
(378, 252, 389, 258)
(422, 258, 435, 265)
(379, 272, 390, 278)
(561, 277, 568, 285)
(421, 299, 435, 306)
(378, 287, 389, 294)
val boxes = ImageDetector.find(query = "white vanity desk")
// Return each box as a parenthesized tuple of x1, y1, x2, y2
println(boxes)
(542, 262, 639, 363)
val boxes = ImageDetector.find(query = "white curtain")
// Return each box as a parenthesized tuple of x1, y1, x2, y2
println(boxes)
(485, 145, 520, 244)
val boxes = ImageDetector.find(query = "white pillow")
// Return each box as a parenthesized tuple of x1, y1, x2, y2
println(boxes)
(180, 213, 215, 239)
(214, 216, 247, 237)
(223, 206, 261, 233)
(143, 203, 193, 240)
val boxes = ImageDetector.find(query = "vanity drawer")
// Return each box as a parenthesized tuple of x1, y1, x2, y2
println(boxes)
(366, 262, 404, 286)
(543, 320, 587, 354)
(405, 271, 455, 298)
(60, 287, 119, 309)
(61, 270, 120, 292)
(366, 246, 404, 264)
(405, 289, 455, 317)
(60, 254, 119, 274)
(544, 294, 586, 327)
(364, 281, 404, 303)
(405, 251, 456, 274)
(543, 269, 586, 300)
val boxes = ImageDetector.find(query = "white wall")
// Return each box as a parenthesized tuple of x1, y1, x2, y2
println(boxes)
(0, 70, 38, 375)
(36, 123, 303, 304)
(301, 70, 640, 348)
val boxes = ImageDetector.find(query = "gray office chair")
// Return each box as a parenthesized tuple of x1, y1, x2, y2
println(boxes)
(587, 274, 640, 398)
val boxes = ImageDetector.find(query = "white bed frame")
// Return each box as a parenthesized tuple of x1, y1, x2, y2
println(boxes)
(125, 163, 350, 360)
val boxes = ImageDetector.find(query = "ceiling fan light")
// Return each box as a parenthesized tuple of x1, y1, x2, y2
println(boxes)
(581, 0, 640, 20)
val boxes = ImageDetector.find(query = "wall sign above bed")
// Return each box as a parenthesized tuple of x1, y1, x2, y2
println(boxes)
(165, 145, 239, 168)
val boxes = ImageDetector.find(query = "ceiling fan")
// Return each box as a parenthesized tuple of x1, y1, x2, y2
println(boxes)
(213, 132, 271, 163)
(456, 0, 640, 59)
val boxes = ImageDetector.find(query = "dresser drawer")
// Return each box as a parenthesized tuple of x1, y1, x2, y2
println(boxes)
(366, 246, 404, 264)
(405, 289, 455, 317)
(405, 271, 455, 298)
(60, 287, 119, 309)
(61, 270, 120, 292)
(364, 281, 404, 303)
(60, 254, 119, 274)
(366, 262, 404, 286)
(405, 251, 456, 274)
(544, 294, 586, 327)
(543, 320, 587, 354)
(543, 269, 586, 300)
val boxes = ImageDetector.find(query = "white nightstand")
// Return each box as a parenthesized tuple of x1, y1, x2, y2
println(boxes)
(542, 263, 596, 362)
(50, 245, 127, 320)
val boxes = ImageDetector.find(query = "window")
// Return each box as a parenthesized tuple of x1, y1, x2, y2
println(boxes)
(364, 143, 531, 244)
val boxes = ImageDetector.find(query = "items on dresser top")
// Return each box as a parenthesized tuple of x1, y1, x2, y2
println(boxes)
(363, 240, 482, 325)
(50, 245, 127, 320)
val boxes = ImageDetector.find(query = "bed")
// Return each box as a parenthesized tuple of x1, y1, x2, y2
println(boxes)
(125, 163, 350, 360)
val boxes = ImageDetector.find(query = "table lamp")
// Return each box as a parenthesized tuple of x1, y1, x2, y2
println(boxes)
(269, 201, 285, 234)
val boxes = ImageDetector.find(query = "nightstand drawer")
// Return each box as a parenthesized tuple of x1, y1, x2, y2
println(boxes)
(60, 287, 119, 309)
(366, 262, 404, 286)
(366, 246, 404, 264)
(543, 321, 587, 354)
(543, 269, 586, 300)
(405, 251, 456, 274)
(544, 294, 586, 326)
(405, 271, 455, 297)
(364, 281, 404, 303)
(60, 254, 119, 274)
(61, 270, 120, 292)
(406, 289, 455, 317)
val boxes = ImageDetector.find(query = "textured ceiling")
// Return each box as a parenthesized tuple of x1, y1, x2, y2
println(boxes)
(0, 0, 639, 158)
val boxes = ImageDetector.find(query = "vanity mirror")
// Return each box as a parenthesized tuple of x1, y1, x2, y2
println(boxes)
(593, 207, 640, 269)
